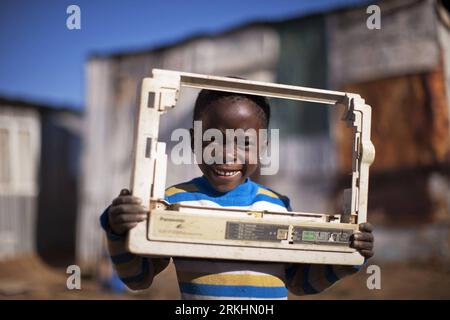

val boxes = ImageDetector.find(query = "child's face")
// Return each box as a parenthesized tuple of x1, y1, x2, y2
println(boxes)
(194, 99, 265, 193)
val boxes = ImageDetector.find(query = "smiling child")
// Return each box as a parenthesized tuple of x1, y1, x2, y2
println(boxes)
(100, 89, 374, 299)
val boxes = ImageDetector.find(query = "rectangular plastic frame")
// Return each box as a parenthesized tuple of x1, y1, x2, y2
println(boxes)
(126, 69, 375, 266)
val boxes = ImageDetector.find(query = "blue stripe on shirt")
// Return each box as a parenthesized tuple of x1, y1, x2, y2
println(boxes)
(164, 176, 291, 210)
(106, 231, 124, 241)
(179, 282, 288, 298)
(353, 258, 369, 271)
(166, 192, 288, 208)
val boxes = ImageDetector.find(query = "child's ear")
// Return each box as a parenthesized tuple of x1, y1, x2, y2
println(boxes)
(258, 135, 268, 163)
(189, 128, 194, 152)
(261, 135, 269, 149)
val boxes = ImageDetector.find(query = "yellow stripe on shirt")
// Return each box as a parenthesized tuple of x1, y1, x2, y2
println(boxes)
(256, 187, 278, 198)
(165, 183, 199, 197)
(176, 271, 285, 287)
(256, 187, 288, 202)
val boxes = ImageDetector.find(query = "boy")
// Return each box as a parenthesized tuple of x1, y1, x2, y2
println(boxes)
(100, 89, 374, 299)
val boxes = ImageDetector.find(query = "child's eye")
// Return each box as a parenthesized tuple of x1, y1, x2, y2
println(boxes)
(202, 136, 217, 147)
(245, 137, 256, 146)
(239, 138, 254, 150)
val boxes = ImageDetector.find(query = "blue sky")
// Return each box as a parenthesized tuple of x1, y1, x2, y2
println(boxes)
(0, 0, 369, 110)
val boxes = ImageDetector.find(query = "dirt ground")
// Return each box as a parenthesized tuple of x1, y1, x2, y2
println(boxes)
(0, 255, 449, 300)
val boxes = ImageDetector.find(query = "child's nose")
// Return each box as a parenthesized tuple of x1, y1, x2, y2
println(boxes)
(218, 144, 235, 163)
(221, 144, 245, 164)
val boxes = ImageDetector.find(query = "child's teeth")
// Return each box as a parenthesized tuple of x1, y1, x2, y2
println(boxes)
(215, 169, 239, 176)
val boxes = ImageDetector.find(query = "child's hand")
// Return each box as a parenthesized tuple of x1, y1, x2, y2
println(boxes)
(107, 189, 148, 235)
(350, 222, 374, 259)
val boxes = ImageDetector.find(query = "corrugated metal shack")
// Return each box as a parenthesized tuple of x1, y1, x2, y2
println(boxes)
(0, 100, 40, 260)
(0, 97, 82, 264)
(78, 0, 450, 272)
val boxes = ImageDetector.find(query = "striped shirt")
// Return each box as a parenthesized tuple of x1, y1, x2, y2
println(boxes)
(100, 176, 362, 299)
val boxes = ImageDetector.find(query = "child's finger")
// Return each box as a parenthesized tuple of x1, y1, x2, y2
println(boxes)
(359, 222, 374, 233)
(109, 204, 147, 215)
(354, 232, 374, 242)
(120, 189, 131, 196)
(352, 240, 373, 250)
(114, 222, 139, 234)
(359, 249, 374, 258)
(114, 213, 147, 224)
(112, 195, 142, 205)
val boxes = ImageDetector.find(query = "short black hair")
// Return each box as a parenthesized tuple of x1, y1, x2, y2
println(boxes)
(193, 89, 271, 128)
